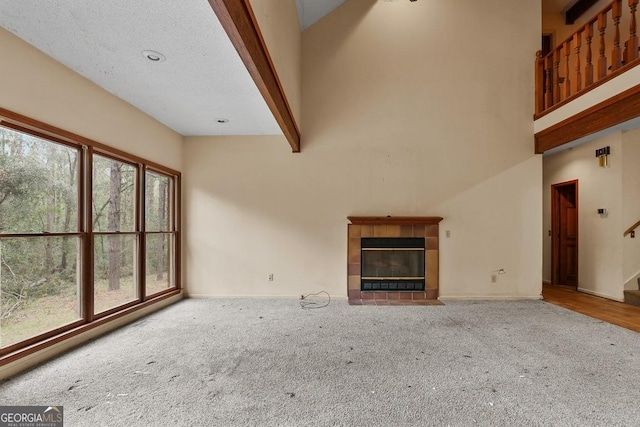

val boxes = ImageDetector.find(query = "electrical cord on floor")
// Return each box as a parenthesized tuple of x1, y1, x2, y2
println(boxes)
(299, 291, 330, 309)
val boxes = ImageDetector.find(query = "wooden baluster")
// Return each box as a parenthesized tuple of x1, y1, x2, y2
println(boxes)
(554, 48, 562, 101)
(612, 0, 623, 70)
(564, 40, 571, 98)
(598, 12, 608, 79)
(629, 0, 639, 62)
(545, 54, 554, 109)
(535, 51, 544, 114)
(573, 31, 582, 93)
(585, 22, 594, 86)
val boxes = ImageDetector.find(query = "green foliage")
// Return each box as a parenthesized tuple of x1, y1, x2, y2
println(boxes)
(0, 127, 174, 347)
(92, 155, 135, 232)
(0, 129, 77, 234)
(0, 128, 80, 329)
(0, 153, 43, 205)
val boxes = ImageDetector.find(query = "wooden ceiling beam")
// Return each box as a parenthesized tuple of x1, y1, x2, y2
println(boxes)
(208, 0, 301, 152)
(565, 0, 600, 25)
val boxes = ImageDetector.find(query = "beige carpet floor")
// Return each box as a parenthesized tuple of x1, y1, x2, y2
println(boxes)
(1, 298, 640, 426)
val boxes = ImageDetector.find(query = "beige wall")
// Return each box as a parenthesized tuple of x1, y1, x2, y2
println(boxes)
(622, 128, 640, 289)
(0, 28, 183, 171)
(543, 132, 625, 301)
(249, 0, 302, 127)
(184, 0, 543, 299)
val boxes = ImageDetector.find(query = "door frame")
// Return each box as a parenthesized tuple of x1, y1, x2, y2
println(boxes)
(551, 179, 579, 287)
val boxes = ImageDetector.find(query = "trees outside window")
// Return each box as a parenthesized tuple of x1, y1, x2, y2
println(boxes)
(92, 155, 137, 314)
(145, 171, 173, 296)
(0, 127, 82, 348)
(0, 113, 180, 356)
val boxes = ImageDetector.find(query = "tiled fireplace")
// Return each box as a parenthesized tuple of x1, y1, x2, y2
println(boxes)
(347, 216, 443, 305)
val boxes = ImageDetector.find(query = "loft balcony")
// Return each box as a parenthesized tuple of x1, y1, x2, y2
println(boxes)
(535, 0, 640, 153)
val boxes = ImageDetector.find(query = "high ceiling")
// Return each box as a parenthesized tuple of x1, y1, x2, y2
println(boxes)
(1, 0, 574, 137)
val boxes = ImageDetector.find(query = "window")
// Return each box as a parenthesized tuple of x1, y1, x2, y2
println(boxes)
(0, 109, 180, 357)
(0, 129, 82, 349)
(145, 171, 175, 297)
(92, 155, 138, 314)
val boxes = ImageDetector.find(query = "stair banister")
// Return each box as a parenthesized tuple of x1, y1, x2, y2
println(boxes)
(623, 219, 640, 237)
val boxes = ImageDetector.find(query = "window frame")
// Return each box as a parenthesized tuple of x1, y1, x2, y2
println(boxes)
(90, 150, 141, 319)
(143, 167, 178, 299)
(0, 107, 181, 361)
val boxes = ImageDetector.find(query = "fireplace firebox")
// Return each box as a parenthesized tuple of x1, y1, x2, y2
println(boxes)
(361, 237, 425, 291)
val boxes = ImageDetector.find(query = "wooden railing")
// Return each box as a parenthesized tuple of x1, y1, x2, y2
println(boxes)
(624, 219, 640, 237)
(535, 0, 640, 117)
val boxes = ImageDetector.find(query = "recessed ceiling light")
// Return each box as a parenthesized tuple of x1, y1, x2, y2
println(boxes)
(216, 119, 229, 124)
(142, 50, 166, 62)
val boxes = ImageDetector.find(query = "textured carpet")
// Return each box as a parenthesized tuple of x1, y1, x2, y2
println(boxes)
(2, 298, 640, 426)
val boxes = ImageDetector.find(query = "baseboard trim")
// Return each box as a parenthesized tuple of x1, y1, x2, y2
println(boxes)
(577, 287, 624, 302)
(542, 279, 552, 285)
(439, 295, 543, 301)
(186, 293, 347, 301)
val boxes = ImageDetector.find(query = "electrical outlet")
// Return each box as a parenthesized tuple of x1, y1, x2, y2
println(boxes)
(268, 273, 274, 281)
(491, 274, 497, 283)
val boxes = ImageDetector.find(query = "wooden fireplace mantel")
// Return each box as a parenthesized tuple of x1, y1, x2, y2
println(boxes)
(348, 216, 443, 225)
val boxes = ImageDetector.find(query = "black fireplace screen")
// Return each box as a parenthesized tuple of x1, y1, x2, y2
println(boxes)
(361, 238, 425, 291)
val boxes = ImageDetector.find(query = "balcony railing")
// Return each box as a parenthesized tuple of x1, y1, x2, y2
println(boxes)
(535, 0, 640, 117)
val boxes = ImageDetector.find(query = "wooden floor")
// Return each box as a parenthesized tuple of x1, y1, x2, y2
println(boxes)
(543, 284, 640, 333)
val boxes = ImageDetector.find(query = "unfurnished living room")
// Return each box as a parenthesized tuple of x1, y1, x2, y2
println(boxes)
(2, 0, 640, 425)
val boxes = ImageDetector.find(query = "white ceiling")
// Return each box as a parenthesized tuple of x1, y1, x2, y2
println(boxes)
(0, 0, 281, 136)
